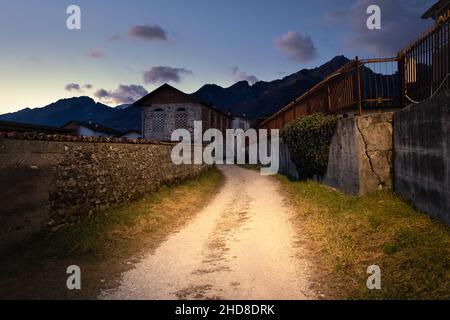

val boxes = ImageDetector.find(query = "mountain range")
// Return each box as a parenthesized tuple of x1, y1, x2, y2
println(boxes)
(0, 96, 143, 132)
(0, 55, 351, 131)
(192, 55, 350, 118)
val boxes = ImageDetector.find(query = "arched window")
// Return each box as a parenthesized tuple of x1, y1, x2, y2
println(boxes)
(153, 109, 166, 133)
(175, 108, 188, 129)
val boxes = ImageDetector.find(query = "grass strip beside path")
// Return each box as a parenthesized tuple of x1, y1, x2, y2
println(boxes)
(277, 177, 450, 300)
(0, 167, 224, 299)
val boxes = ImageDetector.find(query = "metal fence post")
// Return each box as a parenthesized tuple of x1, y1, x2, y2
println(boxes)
(355, 57, 362, 115)
(397, 53, 406, 108)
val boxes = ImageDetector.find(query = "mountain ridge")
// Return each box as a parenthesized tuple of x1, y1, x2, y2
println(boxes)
(191, 55, 350, 118)
(0, 55, 351, 130)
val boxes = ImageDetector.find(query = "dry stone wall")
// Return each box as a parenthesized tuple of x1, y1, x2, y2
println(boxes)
(0, 139, 208, 248)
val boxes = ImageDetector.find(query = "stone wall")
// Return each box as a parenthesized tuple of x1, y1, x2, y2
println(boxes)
(324, 112, 393, 195)
(0, 139, 208, 248)
(142, 103, 202, 141)
(394, 91, 450, 225)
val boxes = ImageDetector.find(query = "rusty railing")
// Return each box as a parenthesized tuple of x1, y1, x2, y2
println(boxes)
(259, 57, 400, 130)
(399, 19, 450, 104)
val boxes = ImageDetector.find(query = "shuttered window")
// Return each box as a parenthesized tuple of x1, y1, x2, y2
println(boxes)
(175, 108, 188, 129)
(153, 109, 166, 133)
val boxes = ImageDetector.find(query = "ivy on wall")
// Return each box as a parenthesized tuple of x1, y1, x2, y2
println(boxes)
(281, 113, 338, 180)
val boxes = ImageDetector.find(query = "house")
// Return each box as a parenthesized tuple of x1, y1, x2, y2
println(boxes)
(120, 130, 142, 139)
(132, 83, 232, 141)
(0, 120, 71, 135)
(62, 120, 120, 138)
(230, 113, 252, 131)
(422, 0, 450, 24)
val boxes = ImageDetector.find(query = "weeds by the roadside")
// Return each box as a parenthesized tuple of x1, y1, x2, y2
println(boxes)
(277, 177, 450, 300)
(0, 167, 224, 299)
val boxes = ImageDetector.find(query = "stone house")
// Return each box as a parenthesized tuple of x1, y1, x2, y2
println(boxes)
(133, 83, 232, 141)
(422, 0, 450, 22)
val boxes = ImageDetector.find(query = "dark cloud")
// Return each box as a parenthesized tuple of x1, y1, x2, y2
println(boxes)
(84, 84, 93, 90)
(94, 84, 148, 105)
(276, 31, 318, 63)
(65, 83, 81, 92)
(324, 0, 434, 55)
(231, 67, 259, 85)
(88, 48, 104, 59)
(129, 24, 168, 42)
(143, 66, 193, 84)
(94, 88, 111, 99)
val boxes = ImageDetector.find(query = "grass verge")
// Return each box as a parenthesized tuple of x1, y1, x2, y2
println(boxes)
(0, 167, 224, 299)
(277, 177, 450, 300)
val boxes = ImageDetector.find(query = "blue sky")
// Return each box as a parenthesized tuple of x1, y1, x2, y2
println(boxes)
(0, 0, 434, 113)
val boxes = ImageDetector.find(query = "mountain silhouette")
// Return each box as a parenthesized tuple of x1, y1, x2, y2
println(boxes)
(0, 55, 352, 130)
(0, 96, 142, 132)
(191, 55, 351, 118)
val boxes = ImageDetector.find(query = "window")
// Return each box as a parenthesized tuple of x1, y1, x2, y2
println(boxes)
(175, 108, 188, 129)
(153, 109, 166, 133)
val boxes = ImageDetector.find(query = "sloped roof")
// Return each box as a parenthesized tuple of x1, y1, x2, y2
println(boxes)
(0, 120, 70, 134)
(422, 0, 450, 19)
(132, 83, 232, 118)
(62, 121, 121, 136)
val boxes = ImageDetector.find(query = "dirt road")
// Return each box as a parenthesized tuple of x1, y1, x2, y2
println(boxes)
(100, 165, 314, 300)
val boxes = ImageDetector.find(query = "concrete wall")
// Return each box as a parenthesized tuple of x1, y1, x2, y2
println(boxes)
(323, 112, 393, 195)
(323, 116, 360, 194)
(279, 140, 300, 180)
(0, 138, 208, 248)
(394, 91, 450, 225)
(278, 112, 393, 194)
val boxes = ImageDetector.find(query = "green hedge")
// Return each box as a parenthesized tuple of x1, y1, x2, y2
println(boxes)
(281, 113, 338, 180)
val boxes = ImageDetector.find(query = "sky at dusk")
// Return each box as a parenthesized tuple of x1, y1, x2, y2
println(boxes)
(0, 0, 435, 113)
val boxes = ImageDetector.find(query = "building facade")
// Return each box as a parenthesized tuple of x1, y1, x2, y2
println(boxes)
(230, 113, 252, 131)
(133, 83, 232, 141)
(62, 121, 120, 138)
(120, 130, 142, 139)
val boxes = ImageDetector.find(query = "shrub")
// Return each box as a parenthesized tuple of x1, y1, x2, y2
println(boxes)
(281, 113, 338, 180)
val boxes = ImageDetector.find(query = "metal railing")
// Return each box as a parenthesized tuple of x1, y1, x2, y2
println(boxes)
(258, 19, 450, 131)
(259, 57, 400, 130)
(399, 19, 450, 104)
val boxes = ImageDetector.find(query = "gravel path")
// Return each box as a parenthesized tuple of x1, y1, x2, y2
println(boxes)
(100, 165, 315, 300)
